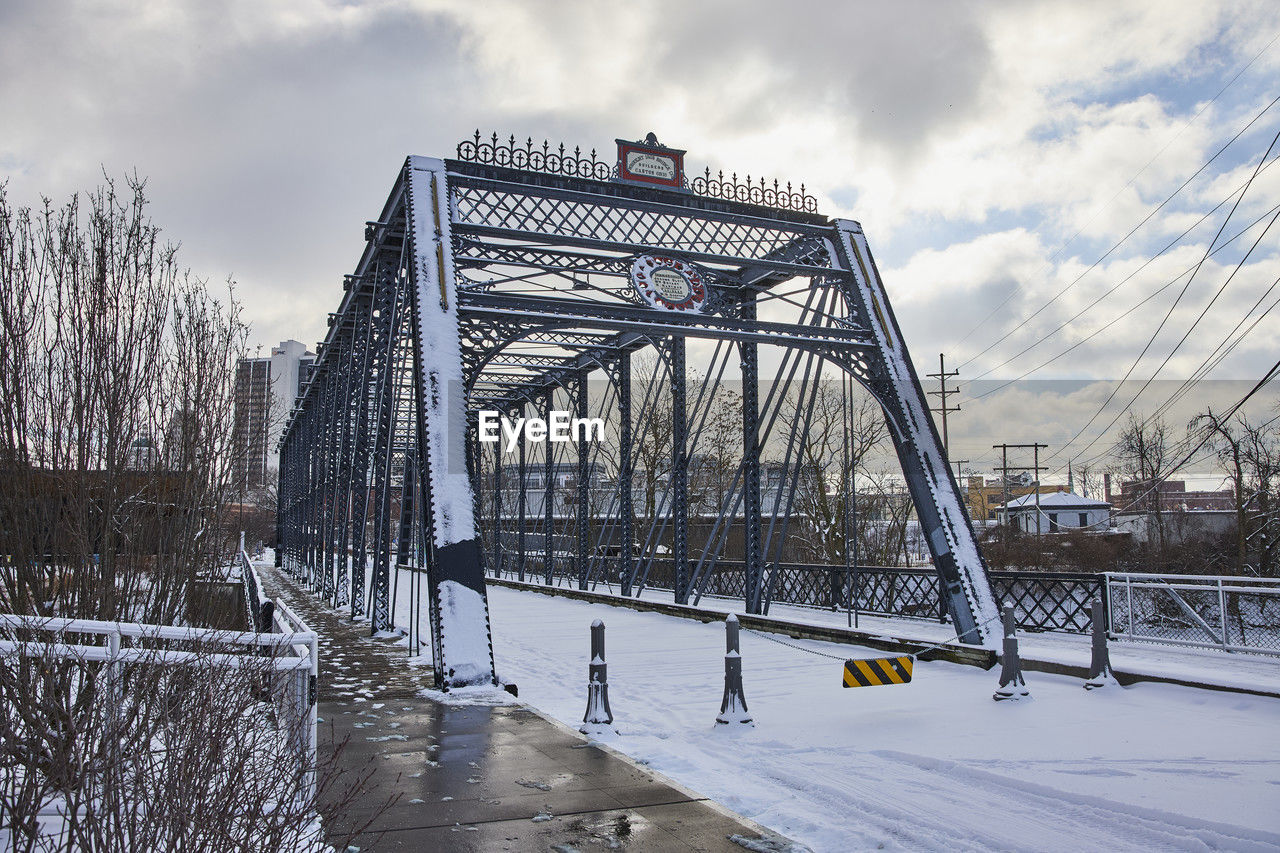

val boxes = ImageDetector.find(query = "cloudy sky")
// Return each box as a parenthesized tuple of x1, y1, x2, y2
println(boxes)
(2, 0, 1278, 484)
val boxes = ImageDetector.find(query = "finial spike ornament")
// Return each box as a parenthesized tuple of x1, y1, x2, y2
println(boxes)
(455, 131, 817, 212)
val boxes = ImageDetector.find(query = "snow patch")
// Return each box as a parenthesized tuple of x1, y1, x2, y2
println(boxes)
(436, 580, 493, 686)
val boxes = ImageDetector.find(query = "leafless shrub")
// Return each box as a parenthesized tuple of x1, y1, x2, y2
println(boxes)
(0, 638, 381, 852)
(0, 177, 381, 849)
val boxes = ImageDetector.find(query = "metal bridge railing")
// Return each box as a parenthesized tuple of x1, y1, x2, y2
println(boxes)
(1106, 572, 1280, 656)
(0, 601, 320, 804)
(492, 555, 1106, 635)
(240, 549, 319, 797)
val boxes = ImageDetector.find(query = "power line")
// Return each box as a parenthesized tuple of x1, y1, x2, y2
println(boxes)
(972, 164, 1280, 384)
(960, 92, 1280, 373)
(955, 31, 1280, 357)
(926, 353, 960, 460)
(1047, 124, 1280, 465)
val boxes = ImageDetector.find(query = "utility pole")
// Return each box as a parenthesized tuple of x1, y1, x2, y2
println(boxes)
(992, 443, 1049, 541)
(927, 353, 961, 460)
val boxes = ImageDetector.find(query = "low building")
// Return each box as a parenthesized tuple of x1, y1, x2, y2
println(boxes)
(966, 476, 1071, 522)
(996, 489, 1111, 534)
(1104, 476, 1234, 512)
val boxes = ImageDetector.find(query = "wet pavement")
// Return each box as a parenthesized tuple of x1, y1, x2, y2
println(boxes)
(260, 565, 791, 852)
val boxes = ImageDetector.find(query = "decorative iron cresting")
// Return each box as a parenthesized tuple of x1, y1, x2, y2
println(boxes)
(456, 131, 818, 214)
(689, 167, 817, 214)
(457, 132, 613, 182)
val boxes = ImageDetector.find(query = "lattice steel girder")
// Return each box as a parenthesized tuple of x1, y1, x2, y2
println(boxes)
(460, 292, 876, 351)
(830, 220, 998, 644)
(449, 172, 831, 272)
(402, 157, 498, 689)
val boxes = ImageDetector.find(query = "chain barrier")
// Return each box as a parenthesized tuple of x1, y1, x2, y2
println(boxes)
(740, 610, 1006, 662)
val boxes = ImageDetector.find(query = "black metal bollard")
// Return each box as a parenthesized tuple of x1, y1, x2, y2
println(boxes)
(716, 614, 752, 725)
(993, 604, 1030, 701)
(1084, 598, 1118, 690)
(580, 620, 615, 735)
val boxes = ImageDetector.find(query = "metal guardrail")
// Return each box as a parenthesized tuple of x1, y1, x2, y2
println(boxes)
(1106, 572, 1280, 656)
(239, 549, 318, 797)
(493, 554, 1106, 634)
(0, 593, 320, 801)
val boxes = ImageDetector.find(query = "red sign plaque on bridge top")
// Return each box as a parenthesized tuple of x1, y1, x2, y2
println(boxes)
(616, 134, 686, 189)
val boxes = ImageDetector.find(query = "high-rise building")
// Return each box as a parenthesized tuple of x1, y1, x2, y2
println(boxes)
(233, 340, 315, 494)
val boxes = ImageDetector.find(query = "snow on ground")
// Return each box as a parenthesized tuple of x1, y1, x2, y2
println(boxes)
(349, 564, 1280, 850)
(481, 586, 1280, 852)
(593, 581, 1280, 696)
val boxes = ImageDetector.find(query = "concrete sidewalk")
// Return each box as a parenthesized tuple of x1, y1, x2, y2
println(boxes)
(261, 566, 791, 852)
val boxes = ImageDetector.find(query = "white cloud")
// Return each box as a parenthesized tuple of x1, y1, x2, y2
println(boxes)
(1, 0, 1276, 384)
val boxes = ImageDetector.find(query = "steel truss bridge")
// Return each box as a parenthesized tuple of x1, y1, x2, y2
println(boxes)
(277, 134, 999, 689)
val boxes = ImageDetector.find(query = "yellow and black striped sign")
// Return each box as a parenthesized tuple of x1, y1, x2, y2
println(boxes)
(842, 656, 914, 688)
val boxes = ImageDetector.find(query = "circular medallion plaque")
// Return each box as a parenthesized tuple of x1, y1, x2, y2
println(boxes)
(630, 255, 707, 312)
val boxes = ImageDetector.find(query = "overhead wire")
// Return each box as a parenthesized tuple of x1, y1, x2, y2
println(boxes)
(960, 92, 1280, 373)
(1045, 124, 1280, 465)
(954, 30, 1280, 352)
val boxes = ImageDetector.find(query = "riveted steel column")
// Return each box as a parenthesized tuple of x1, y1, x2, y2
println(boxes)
(348, 280, 381, 618)
(368, 279, 404, 634)
(320, 364, 340, 602)
(305, 411, 321, 586)
(741, 298, 763, 615)
(334, 298, 364, 609)
(544, 390, 555, 585)
(516, 401, 527, 582)
(616, 352, 634, 597)
(491, 426, 503, 578)
(576, 368, 590, 591)
(670, 336, 689, 604)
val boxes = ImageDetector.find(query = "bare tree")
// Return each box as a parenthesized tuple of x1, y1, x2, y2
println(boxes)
(1115, 413, 1174, 558)
(1197, 408, 1280, 577)
(776, 380, 890, 565)
(1, 178, 376, 847)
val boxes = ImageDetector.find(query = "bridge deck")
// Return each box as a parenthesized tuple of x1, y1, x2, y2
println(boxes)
(259, 565, 785, 851)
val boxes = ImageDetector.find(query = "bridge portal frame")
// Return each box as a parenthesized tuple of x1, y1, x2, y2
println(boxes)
(277, 139, 999, 689)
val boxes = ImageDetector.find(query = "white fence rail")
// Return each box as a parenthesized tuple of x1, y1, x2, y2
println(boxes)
(1105, 572, 1280, 656)
(1, 554, 319, 802)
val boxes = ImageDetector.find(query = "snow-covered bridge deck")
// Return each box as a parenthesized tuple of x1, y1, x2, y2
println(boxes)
(258, 564, 792, 851)
(481, 582, 1280, 852)
(489, 576, 1280, 699)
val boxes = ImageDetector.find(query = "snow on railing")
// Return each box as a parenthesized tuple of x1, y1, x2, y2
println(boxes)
(1, 574, 321, 801)
(1105, 572, 1280, 656)
(239, 549, 318, 797)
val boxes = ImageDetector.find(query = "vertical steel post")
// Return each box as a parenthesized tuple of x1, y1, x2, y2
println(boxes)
(517, 401, 527, 582)
(544, 390, 555, 585)
(348, 276, 384, 619)
(576, 368, 590, 590)
(740, 306, 763, 615)
(367, 276, 403, 632)
(617, 352, 634, 597)
(669, 336, 689, 604)
(1218, 577, 1228, 650)
(491, 431, 503, 578)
